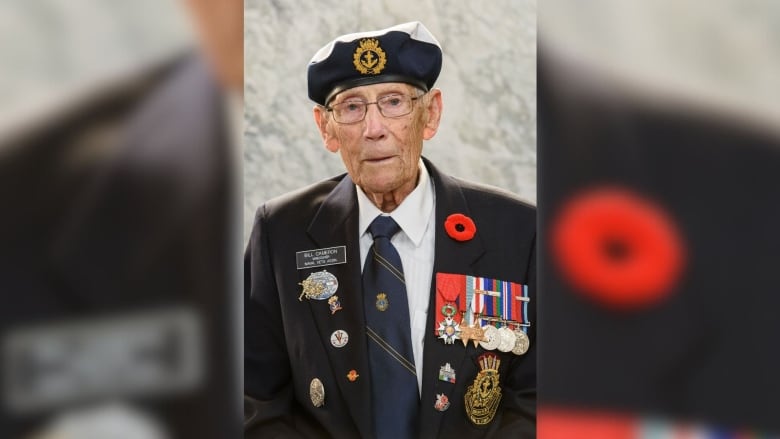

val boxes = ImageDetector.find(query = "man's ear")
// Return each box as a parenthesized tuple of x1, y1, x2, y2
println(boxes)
(422, 89, 443, 141)
(313, 106, 340, 153)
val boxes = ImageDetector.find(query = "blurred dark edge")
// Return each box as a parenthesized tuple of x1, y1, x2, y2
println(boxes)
(0, 46, 241, 438)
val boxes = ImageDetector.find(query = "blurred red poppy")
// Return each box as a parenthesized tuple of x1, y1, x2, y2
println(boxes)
(551, 188, 685, 309)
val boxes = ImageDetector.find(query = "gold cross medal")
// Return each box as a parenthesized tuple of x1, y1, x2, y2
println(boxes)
(298, 270, 338, 301)
(465, 353, 502, 426)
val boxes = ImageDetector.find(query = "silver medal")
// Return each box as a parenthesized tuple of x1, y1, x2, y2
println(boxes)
(496, 326, 517, 353)
(479, 325, 500, 351)
(512, 329, 530, 355)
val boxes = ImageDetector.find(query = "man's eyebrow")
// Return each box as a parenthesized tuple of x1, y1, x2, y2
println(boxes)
(333, 93, 366, 103)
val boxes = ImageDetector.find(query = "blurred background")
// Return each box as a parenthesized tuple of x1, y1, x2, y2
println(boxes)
(4, 0, 780, 437)
(0, 0, 242, 438)
(244, 0, 538, 242)
(539, 0, 780, 437)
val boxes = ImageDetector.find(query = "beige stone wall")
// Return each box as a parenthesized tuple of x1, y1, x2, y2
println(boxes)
(244, 0, 537, 241)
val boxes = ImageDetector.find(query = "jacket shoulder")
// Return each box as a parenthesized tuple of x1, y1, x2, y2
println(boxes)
(254, 174, 346, 223)
(454, 177, 536, 217)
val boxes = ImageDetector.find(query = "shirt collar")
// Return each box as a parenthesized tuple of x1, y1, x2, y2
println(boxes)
(357, 159, 434, 247)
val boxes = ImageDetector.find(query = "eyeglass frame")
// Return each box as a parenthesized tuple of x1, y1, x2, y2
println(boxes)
(324, 92, 425, 124)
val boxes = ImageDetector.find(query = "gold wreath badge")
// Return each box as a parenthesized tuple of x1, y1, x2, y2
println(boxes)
(353, 38, 386, 75)
(464, 354, 502, 425)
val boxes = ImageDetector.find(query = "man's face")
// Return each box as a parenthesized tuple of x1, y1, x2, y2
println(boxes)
(314, 82, 442, 196)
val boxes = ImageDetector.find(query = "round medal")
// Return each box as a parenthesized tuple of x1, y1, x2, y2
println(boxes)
(298, 270, 338, 301)
(309, 270, 338, 300)
(497, 327, 517, 353)
(479, 325, 500, 351)
(512, 329, 530, 355)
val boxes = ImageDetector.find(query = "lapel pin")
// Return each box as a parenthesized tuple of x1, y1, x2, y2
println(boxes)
(347, 370, 359, 382)
(310, 378, 325, 408)
(328, 295, 342, 314)
(434, 393, 451, 412)
(438, 363, 456, 383)
(375, 292, 389, 311)
(330, 329, 349, 348)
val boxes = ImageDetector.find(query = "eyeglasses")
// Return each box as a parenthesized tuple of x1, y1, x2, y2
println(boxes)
(326, 94, 421, 124)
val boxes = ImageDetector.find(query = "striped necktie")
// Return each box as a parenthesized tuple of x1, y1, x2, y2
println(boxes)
(363, 215, 419, 439)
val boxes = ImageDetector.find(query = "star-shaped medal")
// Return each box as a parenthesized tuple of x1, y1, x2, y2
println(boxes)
(437, 317, 461, 344)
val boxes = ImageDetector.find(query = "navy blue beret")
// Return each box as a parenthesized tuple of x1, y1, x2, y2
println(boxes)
(307, 22, 443, 105)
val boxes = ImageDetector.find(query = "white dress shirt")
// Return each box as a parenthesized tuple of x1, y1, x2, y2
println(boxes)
(357, 160, 436, 393)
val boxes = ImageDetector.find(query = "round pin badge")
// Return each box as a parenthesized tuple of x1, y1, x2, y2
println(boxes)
(496, 326, 517, 353)
(512, 329, 530, 355)
(330, 329, 349, 348)
(479, 325, 500, 351)
(299, 270, 339, 301)
(310, 378, 325, 407)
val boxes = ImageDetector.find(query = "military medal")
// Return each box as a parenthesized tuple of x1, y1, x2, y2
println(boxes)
(438, 363, 456, 383)
(330, 329, 349, 348)
(434, 393, 451, 412)
(375, 293, 389, 311)
(437, 303, 461, 344)
(512, 328, 530, 355)
(466, 321, 485, 348)
(310, 378, 325, 407)
(496, 326, 517, 353)
(464, 353, 502, 425)
(434, 274, 466, 345)
(328, 295, 342, 314)
(298, 270, 338, 301)
(479, 324, 500, 351)
(459, 323, 474, 347)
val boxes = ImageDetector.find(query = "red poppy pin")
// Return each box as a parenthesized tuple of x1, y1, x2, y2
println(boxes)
(550, 187, 685, 310)
(444, 213, 477, 242)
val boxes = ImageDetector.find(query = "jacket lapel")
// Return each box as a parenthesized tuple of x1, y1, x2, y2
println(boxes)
(305, 175, 373, 439)
(419, 158, 487, 439)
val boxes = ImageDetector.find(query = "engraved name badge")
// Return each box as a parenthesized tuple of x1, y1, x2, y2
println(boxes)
(296, 246, 347, 270)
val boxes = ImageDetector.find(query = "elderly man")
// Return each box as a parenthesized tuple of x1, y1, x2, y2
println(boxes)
(245, 22, 535, 438)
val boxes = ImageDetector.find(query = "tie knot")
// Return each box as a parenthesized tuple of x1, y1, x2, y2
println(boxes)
(369, 215, 401, 240)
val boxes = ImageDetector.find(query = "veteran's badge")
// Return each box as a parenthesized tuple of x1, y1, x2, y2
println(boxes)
(464, 353, 502, 426)
(298, 270, 338, 301)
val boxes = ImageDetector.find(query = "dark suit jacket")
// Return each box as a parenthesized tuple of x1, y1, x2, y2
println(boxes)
(245, 157, 536, 438)
(0, 52, 238, 439)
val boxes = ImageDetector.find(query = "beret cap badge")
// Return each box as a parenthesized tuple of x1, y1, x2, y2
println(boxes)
(353, 38, 386, 75)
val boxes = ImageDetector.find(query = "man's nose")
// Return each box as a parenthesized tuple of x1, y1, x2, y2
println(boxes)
(363, 103, 386, 140)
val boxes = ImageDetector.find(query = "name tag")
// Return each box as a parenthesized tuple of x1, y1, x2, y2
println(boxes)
(296, 245, 347, 269)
